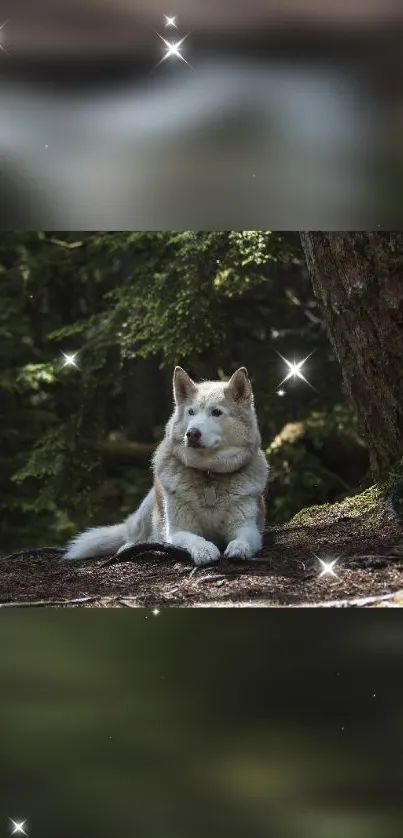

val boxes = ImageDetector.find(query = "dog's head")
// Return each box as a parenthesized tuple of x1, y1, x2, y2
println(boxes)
(169, 366, 260, 471)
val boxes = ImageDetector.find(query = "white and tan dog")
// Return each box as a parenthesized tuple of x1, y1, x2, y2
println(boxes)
(65, 367, 269, 566)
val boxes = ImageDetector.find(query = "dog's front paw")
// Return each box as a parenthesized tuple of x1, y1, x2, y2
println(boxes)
(192, 541, 221, 567)
(171, 532, 221, 567)
(224, 539, 254, 560)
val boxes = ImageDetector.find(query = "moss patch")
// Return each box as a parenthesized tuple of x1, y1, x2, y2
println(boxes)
(287, 476, 403, 530)
(288, 485, 382, 527)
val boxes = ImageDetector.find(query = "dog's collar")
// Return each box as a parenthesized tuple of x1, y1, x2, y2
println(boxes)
(202, 464, 246, 480)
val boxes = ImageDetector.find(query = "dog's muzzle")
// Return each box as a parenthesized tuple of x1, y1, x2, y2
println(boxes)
(186, 428, 202, 447)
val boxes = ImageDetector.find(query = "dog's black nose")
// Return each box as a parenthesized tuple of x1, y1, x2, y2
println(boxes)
(186, 427, 202, 444)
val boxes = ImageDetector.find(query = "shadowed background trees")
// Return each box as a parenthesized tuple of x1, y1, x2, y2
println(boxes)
(0, 231, 371, 551)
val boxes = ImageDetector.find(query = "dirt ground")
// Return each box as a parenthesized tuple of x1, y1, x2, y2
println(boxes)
(1, 499, 403, 608)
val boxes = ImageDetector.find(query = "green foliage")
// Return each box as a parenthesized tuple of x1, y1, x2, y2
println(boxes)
(77, 230, 293, 363)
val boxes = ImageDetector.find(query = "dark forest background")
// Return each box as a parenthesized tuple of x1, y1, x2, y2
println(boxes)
(0, 231, 371, 552)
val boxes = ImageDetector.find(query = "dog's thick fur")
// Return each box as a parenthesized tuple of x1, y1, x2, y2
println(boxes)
(65, 367, 269, 566)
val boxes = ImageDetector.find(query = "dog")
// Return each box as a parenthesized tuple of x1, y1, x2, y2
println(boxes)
(65, 366, 269, 566)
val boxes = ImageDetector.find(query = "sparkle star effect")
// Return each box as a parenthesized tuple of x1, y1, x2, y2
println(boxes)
(9, 820, 28, 836)
(275, 350, 317, 391)
(314, 554, 339, 579)
(61, 352, 78, 368)
(164, 15, 177, 29)
(152, 608, 160, 616)
(0, 19, 9, 54)
(159, 33, 190, 65)
(153, 32, 193, 71)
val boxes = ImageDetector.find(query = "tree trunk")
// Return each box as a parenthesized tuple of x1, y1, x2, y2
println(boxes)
(299, 232, 403, 478)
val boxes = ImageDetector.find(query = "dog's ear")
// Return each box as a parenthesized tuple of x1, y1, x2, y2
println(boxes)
(226, 367, 252, 401)
(173, 367, 197, 403)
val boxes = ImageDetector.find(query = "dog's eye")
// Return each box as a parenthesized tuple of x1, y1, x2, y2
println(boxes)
(212, 409, 222, 417)
(188, 408, 195, 415)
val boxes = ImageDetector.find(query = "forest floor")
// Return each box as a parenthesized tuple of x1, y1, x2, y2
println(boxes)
(1, 495, 403, 608)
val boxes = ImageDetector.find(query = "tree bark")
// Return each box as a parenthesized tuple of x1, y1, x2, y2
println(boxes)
(299, 232, 403, 478)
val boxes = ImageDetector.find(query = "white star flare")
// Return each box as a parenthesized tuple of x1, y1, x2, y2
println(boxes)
(314, 554, 339, 579)
(276, 350, 316, 391)
(155, 33, 192, 69)
(152, 608, 160, 616)
(164, 15, 177, 29)
(61, 352, 78, 368)
(9, 820, 28, 836)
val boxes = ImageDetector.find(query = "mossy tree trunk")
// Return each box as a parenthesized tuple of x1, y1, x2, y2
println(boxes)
(300, 232, 403, 479)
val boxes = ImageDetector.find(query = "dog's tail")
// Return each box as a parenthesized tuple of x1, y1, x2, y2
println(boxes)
(64, 523, 128, 560)
(64, 488, 155, 560)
